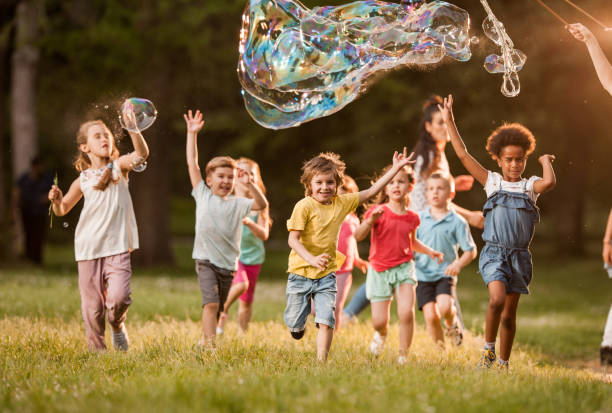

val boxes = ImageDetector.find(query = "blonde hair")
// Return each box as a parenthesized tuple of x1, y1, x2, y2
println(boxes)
(369, 164, 414, 206)
(205, 156, 237, 177)
(427, 172, 455, 193)
(300, 152, 345, 196)
(74, 120, 119, 191)
(340, 174, 359, 194)
(237, 157, 272, 228)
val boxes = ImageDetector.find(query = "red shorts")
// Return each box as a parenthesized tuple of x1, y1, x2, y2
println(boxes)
(231, 261, 262, 303)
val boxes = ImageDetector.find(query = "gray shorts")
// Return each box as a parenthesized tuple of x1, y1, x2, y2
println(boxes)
(196, 260, 235, 308)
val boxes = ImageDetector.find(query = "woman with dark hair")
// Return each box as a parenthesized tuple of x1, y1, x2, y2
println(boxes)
(341, 95, 483, 328)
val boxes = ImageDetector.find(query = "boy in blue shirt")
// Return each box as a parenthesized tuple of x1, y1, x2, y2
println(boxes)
(415, 173, 477, 346)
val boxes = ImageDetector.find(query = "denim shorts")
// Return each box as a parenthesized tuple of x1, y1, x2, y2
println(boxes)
(283, 272, 337, 331)
(366, 261, 416, 303)
(479, 243, 532, 294)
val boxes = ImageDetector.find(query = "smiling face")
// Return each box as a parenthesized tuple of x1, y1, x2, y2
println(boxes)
(310, 171, 337, 204)
(426, 177, 454, 208)
(496, 145, 527, 182)
(81, 124, 114, 160)
(206, 166, 236, 198)
(425, 111, 449, 145)
(385, 169, 413, 203)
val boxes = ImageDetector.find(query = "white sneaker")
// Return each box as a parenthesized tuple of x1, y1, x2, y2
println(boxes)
(369, 331, 386, 356)
(216, 312, 228, 336)
(398, 355, 407, 365)
(111, 324, 129, 351)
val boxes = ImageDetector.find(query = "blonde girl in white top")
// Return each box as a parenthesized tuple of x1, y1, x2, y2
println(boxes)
(48, 116, 149, 351)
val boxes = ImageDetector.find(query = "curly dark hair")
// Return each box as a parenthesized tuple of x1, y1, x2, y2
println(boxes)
(486, 123, 536, 159)
(412, 95, 444, 178)
(300, 152, 345, 196)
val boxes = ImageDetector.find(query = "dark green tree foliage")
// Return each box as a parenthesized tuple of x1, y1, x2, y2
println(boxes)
(19, 0, 612, 259)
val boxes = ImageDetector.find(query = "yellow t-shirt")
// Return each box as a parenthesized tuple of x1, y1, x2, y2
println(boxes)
(287, 192, 360, 279)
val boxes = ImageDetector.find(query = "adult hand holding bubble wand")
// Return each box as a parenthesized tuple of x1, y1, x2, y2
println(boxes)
(567, 23, 612, 96)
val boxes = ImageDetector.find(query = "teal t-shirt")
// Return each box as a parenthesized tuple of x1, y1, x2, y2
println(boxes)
(415, 208, 475, 282)
(240, 211, 266, 265)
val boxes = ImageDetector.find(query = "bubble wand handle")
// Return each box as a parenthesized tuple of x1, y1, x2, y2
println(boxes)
(562, 0, 610, 30)
(532, 0, 568, 25)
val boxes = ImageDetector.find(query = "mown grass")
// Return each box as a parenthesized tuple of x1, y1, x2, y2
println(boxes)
(0, 244, 611, 412)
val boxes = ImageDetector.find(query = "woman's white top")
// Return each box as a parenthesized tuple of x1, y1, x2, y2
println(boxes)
(74, 161, 139, 261)
(410, 151, 450, 213)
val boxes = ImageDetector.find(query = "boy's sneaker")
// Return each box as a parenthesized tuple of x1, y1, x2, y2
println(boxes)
(111, 324, 129, 351)
(216, 312, 228, 336)
(601, 346, 612, 366)
(496, 359, 509, 372)
(369, 331, 386, 356)
(398, 355, 407, 365)
(291, 329, 305, 340)
(446, 323, 463, 346)
(477, 349, 496, 369)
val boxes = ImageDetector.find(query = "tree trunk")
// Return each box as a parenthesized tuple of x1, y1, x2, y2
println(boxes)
(11, 0, 41, 178)
(130, 123, 175, 267)
(0, 4, 16, 259)
(10, 0, 42, 257)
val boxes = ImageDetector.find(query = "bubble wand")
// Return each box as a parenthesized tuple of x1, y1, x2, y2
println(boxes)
(48, 171, 58, 228)
(480, 0, 526, 97)
(561, 0, 611, 31)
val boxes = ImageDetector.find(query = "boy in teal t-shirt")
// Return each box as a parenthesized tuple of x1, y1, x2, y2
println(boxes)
(415, 173, 477, 346)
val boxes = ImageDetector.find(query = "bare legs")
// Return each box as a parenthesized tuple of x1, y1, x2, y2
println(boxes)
(422, 293, 456, 344)
(370, 283, 416, 356)
(485, 280, 521, 360)
(317, 324, 334, 361)
(200, 302, 219, 346)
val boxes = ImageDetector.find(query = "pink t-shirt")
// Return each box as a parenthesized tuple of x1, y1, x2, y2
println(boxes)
(337, 213, 360, 273)
(365, 204, 420, 272)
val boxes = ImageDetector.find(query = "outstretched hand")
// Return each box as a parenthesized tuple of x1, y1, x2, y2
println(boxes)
(184, 110, 205, 134)
(437, 94, 454, 124)
(567, 23, 595, 44)
(392, 147, 416, 169)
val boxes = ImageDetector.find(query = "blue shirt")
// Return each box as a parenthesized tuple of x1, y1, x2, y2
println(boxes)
(415, 208, 476, 282)
(239, 211, 266, 265)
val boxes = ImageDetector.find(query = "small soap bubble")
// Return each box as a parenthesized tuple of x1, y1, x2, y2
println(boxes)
(132, 161, 147, 173)
(62, 222, 69, 229)
(119, 98, 157, 133)
(104, 105, 109, 109)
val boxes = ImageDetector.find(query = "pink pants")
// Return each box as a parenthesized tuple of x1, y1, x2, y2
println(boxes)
(77, 252, 132, 350)
(231, 262, 262, 303)
(335, 271, 353, 322)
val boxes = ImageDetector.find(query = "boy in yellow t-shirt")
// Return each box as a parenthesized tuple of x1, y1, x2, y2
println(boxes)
(285, 149, 415, 361)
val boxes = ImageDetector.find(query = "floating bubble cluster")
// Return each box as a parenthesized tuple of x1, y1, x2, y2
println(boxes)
(238, 0, 475, 129)
(119, 98, 158, 133)
(480, 0, 526, 97)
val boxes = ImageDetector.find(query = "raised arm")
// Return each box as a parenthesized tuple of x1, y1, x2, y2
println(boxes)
(117, 130, 150, 173)
(243, 209, 270, 241)
(532, 154, 556, 194)
(603, 208, 612, 265)
(438, 95, 488, 187)
(568, 23, 612, 96)
(358, 148, 415, 204)
(184, 110, 205, 189)
(48, 177, 83, 217)
(242, 175, 268, 211)
(288, 230, 330, 271)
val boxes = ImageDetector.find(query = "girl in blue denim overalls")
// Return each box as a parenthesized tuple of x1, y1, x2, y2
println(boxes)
(438, 95, 557, 370)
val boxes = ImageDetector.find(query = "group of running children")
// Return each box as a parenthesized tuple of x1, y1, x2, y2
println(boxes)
(45, 20, 612, 374)
(48, 92, 557, 371)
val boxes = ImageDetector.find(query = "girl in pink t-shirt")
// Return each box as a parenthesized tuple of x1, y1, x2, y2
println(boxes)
(354, 165, 442, 364)
(335, 175, 368, 330)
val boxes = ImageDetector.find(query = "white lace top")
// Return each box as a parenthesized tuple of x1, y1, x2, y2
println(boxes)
(74, 161, 139, 261)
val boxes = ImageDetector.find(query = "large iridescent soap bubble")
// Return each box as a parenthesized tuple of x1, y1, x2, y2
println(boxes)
(119, 98, 158, 133)
(238, 0, 475, 129)
(480, 0, 526, 97)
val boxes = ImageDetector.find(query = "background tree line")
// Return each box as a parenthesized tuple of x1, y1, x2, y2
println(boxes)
(1, 0, 610, 266)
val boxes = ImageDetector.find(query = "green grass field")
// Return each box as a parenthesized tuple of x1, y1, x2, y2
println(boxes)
(1, 243, 611, 412)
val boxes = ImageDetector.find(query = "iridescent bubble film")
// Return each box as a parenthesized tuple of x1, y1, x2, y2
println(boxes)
(119, 98, 158, 133)
(238, 0, 474, 129)
(480, 0, 525, 97)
